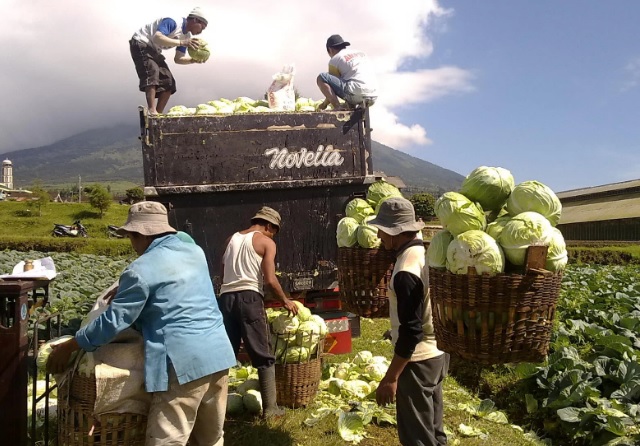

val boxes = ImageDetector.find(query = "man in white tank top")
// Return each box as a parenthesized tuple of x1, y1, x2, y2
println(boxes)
(218, 206, 298, 418)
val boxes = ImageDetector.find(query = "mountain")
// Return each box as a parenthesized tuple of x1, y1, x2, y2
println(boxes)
(5, 124, 464, 195)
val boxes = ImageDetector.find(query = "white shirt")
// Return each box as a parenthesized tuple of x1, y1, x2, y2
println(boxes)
(220, 231, 264, 295)
(329, 48, 378, 99)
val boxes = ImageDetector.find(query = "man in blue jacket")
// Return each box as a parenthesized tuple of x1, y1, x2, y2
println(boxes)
(49, 201, 236, 446)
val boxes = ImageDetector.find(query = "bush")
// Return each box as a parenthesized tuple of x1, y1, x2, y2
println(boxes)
(410, 193, 436, 220)
(0, 236, 133, 256)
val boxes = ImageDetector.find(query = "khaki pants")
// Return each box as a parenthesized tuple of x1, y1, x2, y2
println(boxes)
(145, 367, 228, 446)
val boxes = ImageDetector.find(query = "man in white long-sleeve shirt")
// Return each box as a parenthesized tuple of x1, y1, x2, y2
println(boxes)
(368, 197, 449, 446)
(129, 7, 208, 114)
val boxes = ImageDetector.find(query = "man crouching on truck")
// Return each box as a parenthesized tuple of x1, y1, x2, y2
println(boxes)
(368, 197, 449, 446)
(218, 206, 299, 417)
(129, 7, 208, 114)
(48, 201, 236, 446)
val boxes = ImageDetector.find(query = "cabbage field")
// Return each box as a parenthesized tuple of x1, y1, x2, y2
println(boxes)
(3, 249, 639, 445)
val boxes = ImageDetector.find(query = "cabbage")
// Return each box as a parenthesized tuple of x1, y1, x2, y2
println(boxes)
(435, 192, 486, 236)
(226, 393, 244, 415)
(546, 227, 568, 272)
(486, 215, 511, 241)
(499, 211, 554, 266)
(338, 411, 366, 443)
(460, 166, 515, 211)
(236, 378, 260, 395)
(310, 315, 328, 335)
(195, 103, 217, 115)
(427, 230, 454, 268)
(446, 230, 505, 275)
(243, 389, 263, 414)
(366, 180, 402, 207)
(271, 313, 299, 338)
(364, 363, 388, 381)
(336, 217, 359, 248)
(166, 105, 190, 115)
(345, 198, 374, 223)
(36, 335, 74, 370)
(341, 379, 372, 399)
(296, 320, 322, 348)
(506, 181, 562, 226)
(353, 350, 373, 365)
(282, 346, 310, 363)
(266, 308, 286, 324)
(328, 378, 344, 395)
(370, 356, 390, 365)
(292, 300, 312, 321)
(188, 40, 211, 62)
(333, 364, 352, 380)
(357, 223, 381, 248)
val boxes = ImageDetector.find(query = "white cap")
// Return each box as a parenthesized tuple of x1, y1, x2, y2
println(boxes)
(188, 7, 208, 25)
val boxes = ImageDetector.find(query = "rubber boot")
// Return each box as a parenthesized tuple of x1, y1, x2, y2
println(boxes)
(258, 366, 284, 418)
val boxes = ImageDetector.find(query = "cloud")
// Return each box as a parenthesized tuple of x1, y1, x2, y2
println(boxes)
(621, 56, 640, 91)
(0, 0, 473, 154)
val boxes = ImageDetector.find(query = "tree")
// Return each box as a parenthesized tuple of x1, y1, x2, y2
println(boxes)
(26, 180, 50, 217)
(410, 193, 436, 220)
(125, 187, 145, 204)
(88, 184, 112, 218)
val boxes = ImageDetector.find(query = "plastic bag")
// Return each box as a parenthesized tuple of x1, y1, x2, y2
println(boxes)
(267, 64, 296, 111)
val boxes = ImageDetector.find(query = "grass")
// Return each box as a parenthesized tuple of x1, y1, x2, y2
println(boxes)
(224, 319, 545, 446)
(0, 200, 130, 239)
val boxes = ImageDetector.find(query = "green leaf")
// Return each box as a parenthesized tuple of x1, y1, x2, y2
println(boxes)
(525, 394, 538, 414)
(557, 407, 583, 423)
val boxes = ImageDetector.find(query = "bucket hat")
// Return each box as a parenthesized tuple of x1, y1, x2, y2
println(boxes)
(188, 7, 209, 26)
(116, 201, 177, 236)
(326, 34, 350, 48)
(252, 206, 281, 228)
(367, 197, 425, 236)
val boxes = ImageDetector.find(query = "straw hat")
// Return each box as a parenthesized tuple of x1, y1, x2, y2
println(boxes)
(116, 201, 177, 236)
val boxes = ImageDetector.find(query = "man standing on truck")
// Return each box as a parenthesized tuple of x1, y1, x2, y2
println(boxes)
(367, 197, 449, 446)
(317, 34, 378, 110)
(129, 7, 208, 114)
(48, 201, 236, 446)
(218, 206, 299, 418)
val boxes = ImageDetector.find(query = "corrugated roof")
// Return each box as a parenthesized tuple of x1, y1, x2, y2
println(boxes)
(559, 193, 640, 224)
(557, 179, 640, 199)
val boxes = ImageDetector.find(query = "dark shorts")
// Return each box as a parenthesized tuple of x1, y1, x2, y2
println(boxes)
(218, 290, 275, 369)
(129, 38, 177, 96)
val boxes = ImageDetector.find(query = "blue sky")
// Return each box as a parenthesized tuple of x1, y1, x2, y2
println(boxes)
(401, 1, 640, 192)
(2, 1, 638, 193)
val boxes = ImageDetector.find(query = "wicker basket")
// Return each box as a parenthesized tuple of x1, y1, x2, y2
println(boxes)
(275, 358, 323, 408)
(429, 266, 563, 365)
(58, 373, 147, 446)
(337, 247, 395, 318)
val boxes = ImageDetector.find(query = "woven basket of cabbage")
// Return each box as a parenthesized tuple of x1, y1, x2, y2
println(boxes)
(337, 247, 395, 318)
(429, 265, 563, 365)
(57, 373, 147, 445)
(275, 357, 323, 408)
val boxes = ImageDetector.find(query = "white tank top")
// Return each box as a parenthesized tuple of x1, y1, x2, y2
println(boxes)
(220, 231, 264, 295)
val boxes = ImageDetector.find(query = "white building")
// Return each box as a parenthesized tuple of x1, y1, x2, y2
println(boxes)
(1, 159, 13, 190)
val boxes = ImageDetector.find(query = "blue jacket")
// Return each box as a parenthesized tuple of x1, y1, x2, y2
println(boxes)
(75, 234, 236, 392)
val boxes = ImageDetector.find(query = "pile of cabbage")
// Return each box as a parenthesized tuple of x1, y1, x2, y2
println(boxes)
(336, 180, 404, 249)
(305, 350, 397, 443)
(267, 301, 328, 364)
(428, 166, 568, 275)
(226, 364, 264, 415)
(225, 349, 397, 442)
(164, 96, 328, 116)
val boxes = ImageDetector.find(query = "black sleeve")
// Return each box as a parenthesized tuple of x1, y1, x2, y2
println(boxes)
(393, 271, 425, 359)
